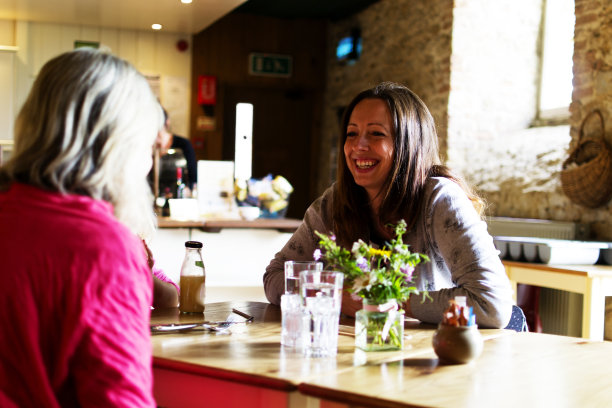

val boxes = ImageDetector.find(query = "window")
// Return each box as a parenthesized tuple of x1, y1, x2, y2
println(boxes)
(537, 0, 575, 123)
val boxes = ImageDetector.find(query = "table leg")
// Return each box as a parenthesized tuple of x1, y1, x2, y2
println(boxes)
(505, 266, 517, 304)
(582, 277, 605, 341)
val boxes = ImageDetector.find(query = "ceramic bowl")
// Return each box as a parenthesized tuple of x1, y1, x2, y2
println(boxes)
(239, 206, 260, 221)
(432, 323, 483, 364)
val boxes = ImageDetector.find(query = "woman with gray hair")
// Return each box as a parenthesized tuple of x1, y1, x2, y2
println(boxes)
(0, 49, 162, 407)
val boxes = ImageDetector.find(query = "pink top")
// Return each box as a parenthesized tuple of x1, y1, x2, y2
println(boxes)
(153, 265, 180, 294)
(0, 183, 155, 407)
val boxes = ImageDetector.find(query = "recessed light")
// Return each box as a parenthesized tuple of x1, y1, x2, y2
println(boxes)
(181, 0, 193, 3)
(152, 23, 162, 30)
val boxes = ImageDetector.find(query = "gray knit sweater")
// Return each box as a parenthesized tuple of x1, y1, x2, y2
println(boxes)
(263, 177, 513, 328)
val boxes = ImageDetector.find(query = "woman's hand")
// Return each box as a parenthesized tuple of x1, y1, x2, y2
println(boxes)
(341, 290, 362, 317)
(142, 239, 155, 270)
(142, 239, 179, 308)
(152, 275, 179, 308)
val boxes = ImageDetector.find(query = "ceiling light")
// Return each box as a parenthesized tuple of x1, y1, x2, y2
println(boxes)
(152, 24, 162, 30)
(181, 0, 193, 3)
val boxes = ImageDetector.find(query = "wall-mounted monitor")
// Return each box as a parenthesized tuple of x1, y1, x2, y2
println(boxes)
(336, 28, 362, 64)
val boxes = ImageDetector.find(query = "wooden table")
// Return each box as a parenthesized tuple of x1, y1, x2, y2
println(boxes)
(299, 331, 612, 408)
(503, 260, 612, 341)
(151, 302, 543, 408)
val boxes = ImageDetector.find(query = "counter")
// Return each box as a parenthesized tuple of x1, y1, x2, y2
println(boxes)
(150, 217, 302, 294)
(156, 216, 302, 233)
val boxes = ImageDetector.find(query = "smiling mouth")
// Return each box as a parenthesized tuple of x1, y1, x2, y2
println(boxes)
(355, 159, 378, 169)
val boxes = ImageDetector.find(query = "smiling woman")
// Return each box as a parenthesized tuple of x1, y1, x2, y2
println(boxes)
(264, 82, 514, 330)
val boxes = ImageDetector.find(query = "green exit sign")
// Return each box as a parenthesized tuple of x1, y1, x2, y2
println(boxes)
(249, 53, 292, 77)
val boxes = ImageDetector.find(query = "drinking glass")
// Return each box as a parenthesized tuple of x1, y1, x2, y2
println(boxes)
(284, 261, 323, 295)
(281, 293, 303, 348)
(299, 270, 344, 358)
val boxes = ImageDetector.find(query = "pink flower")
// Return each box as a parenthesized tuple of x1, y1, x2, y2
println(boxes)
(313, 249, 322, 261)
(356, 257, 369, 272)
(401, 265, 415, 282)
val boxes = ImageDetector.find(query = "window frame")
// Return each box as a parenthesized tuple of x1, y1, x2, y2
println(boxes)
(533, 0, 575, 127)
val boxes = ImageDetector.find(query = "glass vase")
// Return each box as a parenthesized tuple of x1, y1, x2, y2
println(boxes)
(355, 300, 404, 351)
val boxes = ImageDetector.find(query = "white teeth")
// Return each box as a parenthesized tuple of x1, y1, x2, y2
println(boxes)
(356, 160, 376, 169)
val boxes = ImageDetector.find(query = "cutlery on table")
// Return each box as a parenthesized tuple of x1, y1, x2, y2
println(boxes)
(151, 308, 254, 333)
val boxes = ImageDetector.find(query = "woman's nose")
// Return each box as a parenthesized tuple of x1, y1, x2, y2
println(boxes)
(355, 133, 369, 150)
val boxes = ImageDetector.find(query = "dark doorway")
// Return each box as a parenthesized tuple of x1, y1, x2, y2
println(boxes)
(223, 85, 315, 219)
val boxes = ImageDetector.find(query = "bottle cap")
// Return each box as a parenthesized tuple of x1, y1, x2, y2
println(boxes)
(185, 240, 203, 248)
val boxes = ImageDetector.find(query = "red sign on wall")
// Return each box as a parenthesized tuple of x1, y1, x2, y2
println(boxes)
(198, 75, 216, 105)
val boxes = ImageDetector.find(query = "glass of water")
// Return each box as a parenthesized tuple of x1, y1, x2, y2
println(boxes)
(299, 270, 344, 358)
(281, 293, 304, 348)
(284, 261, 323, 295)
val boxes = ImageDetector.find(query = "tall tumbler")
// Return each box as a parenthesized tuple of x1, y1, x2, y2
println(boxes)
(299, 270, 344, 357)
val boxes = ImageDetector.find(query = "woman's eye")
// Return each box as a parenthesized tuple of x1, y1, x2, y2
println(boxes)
(371, 131, 385, 137)
(346, 131, 357, 138)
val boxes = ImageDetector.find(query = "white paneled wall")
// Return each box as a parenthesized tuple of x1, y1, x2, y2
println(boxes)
(149, 227, 289, 303)
(0, 49, 16, 141)
(0, 19, 192, 140)
(150, 228, 292, 289)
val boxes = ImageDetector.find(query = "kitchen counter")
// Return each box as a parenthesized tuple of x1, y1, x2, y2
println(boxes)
(157, 216, 302, 233)
(150, 217, 299, 288)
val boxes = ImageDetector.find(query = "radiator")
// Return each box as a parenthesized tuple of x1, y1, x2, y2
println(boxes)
(486, 217, 590, 337)
(486, 216, 590, 240)
(539, 288, 583, 338)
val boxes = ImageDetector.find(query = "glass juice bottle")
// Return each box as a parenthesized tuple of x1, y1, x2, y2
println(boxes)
(179, 241, 206, 313)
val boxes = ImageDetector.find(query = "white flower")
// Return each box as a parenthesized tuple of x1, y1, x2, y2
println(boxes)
(368, 271, 379, 287)
(351, 239, 368, 254)
(394, 245, 408, 256)
(352, 275, 369, 293)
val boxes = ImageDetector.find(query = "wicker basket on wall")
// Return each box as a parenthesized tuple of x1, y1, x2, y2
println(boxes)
(560, 110, 612, 208)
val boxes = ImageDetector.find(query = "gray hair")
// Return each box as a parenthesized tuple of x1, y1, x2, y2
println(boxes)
(0, 48, 162, 237)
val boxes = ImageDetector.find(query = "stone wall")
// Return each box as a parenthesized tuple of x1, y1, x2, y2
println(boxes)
(484, 0, 612, 240)
(319, 0, 454, 194)
(321, 0, 612, 240)
(447, 0, 572, 225)
(566, 0, 612, 239)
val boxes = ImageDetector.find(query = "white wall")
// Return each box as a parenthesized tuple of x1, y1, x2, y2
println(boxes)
(0, 19, 192, 140)
(0, 48, 16, 142)
(150, 227, 291, 289)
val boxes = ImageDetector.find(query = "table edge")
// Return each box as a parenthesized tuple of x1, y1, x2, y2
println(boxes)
(153, 356, 297, 392)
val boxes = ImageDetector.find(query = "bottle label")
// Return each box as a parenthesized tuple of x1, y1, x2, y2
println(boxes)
(195, 261, 204, 268)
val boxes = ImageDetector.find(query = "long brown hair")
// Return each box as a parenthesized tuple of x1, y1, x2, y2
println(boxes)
(332, 82, 482, 246)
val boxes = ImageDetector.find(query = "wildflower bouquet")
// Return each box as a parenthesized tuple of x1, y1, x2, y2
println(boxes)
(314, 220, 430, 350)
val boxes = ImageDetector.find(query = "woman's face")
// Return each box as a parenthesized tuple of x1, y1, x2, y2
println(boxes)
(343, 98, 395, 202)
(154, 119, 173, 156)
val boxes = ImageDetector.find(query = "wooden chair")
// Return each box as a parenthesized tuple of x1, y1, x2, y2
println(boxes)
(517, 283, 542, 332)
